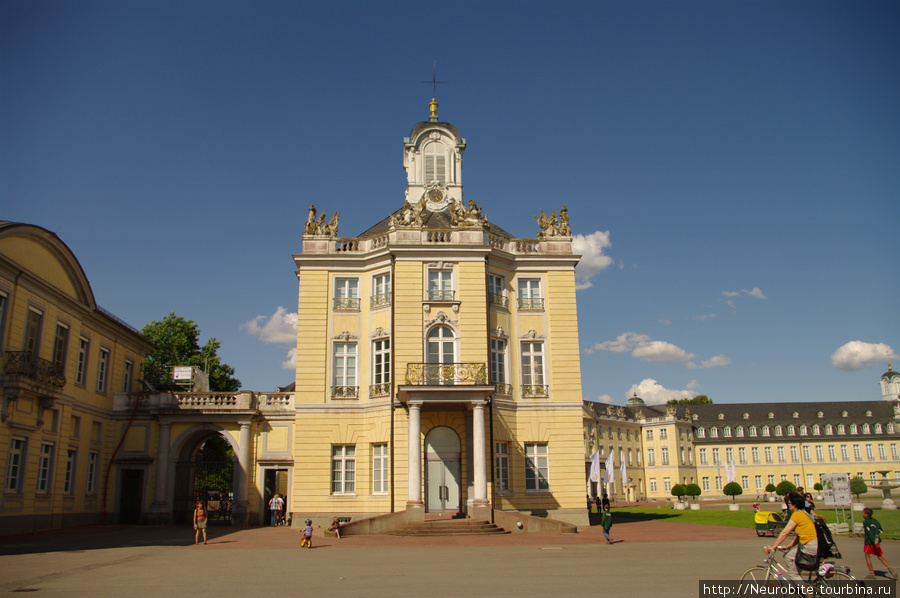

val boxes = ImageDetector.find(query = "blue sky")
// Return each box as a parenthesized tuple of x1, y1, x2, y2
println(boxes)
(2, 0, 897, 405)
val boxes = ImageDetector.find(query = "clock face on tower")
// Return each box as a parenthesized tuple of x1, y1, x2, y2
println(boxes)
(424, 184, 451, 211)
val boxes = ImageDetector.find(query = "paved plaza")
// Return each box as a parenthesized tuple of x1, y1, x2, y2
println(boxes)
(0, 519, 894, 597)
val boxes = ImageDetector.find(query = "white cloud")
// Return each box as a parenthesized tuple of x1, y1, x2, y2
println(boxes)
(242, 306, 298, 370)
(723, 287, 767, 309)
(595, 394, 614, 404)
(632, 340, 696, 363)
(687, 355, 732, 369)
(573, 231, 614, 290)
(627, 378, 698, 405)
(694, 313, 717, 321)
(831, 341, 897, 372)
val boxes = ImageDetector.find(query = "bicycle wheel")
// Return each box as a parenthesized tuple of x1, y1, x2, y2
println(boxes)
(815, 570, 860, 596)
(739, 567, 788, 597)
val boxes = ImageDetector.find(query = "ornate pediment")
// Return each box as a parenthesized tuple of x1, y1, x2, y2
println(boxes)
(519, 329, 545, 340)
(333, 331, 358, 342)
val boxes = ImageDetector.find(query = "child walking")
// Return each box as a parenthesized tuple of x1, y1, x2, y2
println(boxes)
(300, 518, 314, 549)
(863, 508, 896, 579)
(600, 505, 613, 544)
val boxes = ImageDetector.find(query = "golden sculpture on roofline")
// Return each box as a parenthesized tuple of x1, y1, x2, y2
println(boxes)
(304, 205, 339, 236)
(535, 205, 571, 238)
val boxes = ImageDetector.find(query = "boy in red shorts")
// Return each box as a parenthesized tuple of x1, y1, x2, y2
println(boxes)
(863, 507, 896, 579)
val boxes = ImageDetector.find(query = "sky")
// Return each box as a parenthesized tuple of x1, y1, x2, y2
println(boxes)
(2, 0, 898, 406)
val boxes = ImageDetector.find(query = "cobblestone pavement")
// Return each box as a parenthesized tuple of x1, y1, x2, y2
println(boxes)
(0, 520, 892, 597)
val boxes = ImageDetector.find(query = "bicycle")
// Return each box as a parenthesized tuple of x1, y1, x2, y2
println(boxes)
(739, 549, 861, 596)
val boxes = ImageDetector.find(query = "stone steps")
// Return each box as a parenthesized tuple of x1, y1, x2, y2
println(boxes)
(384, 519, 509, 537)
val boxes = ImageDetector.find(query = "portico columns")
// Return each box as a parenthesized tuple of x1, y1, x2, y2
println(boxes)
(232, 421, 252, 525)
(471, 401, 491, 520)
(148, 421, 172, 524)
(406, 402, 424, 518)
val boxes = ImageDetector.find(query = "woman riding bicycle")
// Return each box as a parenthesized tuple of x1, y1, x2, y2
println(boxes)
(764, 492, 818, 580)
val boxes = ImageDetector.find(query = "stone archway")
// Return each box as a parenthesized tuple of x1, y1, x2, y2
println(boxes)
(171, 428, 238, 525)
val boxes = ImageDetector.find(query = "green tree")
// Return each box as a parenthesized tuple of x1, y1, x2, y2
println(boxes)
(850, 477, 868, 499)
(765, 483, 777, 494)
(667, 395, 713, 405)
(813, 482, 823, 493)
(723, 482, 743, 503)
(775, 480, 796, 496)
(684, 483, 702, 503)
(671, 484, 686, 502)
(141, 312, 241, 391)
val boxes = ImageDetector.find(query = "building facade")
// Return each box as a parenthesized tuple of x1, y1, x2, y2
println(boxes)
(0, 222, 154, 534)
(583, 378, 900, 502)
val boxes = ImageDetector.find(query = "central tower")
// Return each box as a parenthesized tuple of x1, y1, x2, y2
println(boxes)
(403, 99, 467, 208)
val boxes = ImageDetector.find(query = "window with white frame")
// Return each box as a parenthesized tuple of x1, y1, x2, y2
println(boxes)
(755, 475, 762, 490)
(334, 278, 360, 310)
(802, 445, 810, 462)
(24, 307, 43, 354)
(123, 359, 134, 393)
(749, 426, 757, 437)
(52, 323, 69, 371)
(5, 437, 27, 492)
(333, 343, 358, 397)
(372, 444, 388, 495)
(663, 477, 671, 493)
(36, 443, 54, 493)
(716, 476, 722, 490)
(516, 278, 543, 310)
(371, 339, 390, 396)
(742, 475, 749, 490)
(891, 444, 899, 460)
(371, 273, 391, 308)
(738, 447, 747, 464)
(712, 448, 720, 465)
(426, 326, 455, 366)
(815, 445, 824, 461)
(488, 274, 507, 308)
(520, 342, 545, 395)
(659, 429, 668, 440)
(75, 337, 90, 385)
(647, 448, 655, 466)
(646, 429, 653, 441)
(807, 474, 814, 488)
(878, 444, 886, 460)
(490, 338, 508, 393)
(853, 445, 861, 460)
(794, 474, 801, 487)
(660, 447, 669, 466)
(86, 451, 99, 494)
(427, 270, 453, 301)
(650, 478, 658, 493)
(828, 445, 836, 461)
(768, 475, 775, 486)
(331, 445, 356, 494)
(764, 447, 773, 463)
(790, 446, 798, 462)
(524, 443, 549, 491)
(96, 347, 110, 393)
(64, 449, 77, 494)
(752, 447, 760, 463)
(495, 442, 510, 493)
(866, 444, 874, 460)
(725, 447, 734, 465)
(841, 445, 849, 461)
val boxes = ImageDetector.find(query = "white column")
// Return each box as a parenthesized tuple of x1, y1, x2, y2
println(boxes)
(232, 421, 252, 525)
(407, 402, 423, 505)
(153, 422, 171, 504)
(472, 401, 487, 503)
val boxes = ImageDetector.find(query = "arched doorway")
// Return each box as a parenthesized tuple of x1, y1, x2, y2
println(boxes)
(173, 433, 236, 524)
(424, 426, 461, 514)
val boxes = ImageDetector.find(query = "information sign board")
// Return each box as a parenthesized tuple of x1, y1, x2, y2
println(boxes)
(822, 473, 851, 506)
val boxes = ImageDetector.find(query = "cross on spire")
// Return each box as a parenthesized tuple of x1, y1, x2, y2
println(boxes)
(421, 60, 448, 100)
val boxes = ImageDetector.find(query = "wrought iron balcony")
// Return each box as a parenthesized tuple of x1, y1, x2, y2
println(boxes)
(3, 351, 66, 389)
(331, 385, 359, 399)
(370, 292, 392, 309)
(489, 293, 508, 308)
(427, 289, 455, 301)
(494, 383, 512, 396)
(522, 384, 549, 398)
(369, 383, 391, 397)
(405, 363, 488, 386)
(333, 297, 360, 310)
(517, 297, 545, 311)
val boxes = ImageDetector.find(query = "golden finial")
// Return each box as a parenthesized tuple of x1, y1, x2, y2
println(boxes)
(429, 97, 439, 121)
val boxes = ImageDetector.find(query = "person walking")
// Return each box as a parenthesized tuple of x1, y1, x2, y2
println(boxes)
(268, 494, 284, 527)
(600, 505, 613, 544)
(863, 508, 897, 579)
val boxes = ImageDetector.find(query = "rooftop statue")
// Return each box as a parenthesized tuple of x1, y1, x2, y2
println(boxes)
(304, 204, 339, 236)
(535, 205, 571, 238)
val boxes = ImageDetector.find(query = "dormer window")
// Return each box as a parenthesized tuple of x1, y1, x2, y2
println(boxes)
(749, 426, 757, 437)
(787, 425, 795, 436)
(718, 413, 724, 420)
(792, 412, 799, 419)
(818, 411, 824, 418)
(743, 413, 749, 420)
(768, 412, 775, 419)
(775, 425, 783, 436)
(825, 424, 833, 435)
(799, 425, 808, 436)
(812, 424, 820, 435)
(762, 426, 770, 437)
(723, 426, 732, 437)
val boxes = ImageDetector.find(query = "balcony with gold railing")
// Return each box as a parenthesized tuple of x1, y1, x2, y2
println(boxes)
(3, 351, 66, 389)
(522, 385, 550, 398)
(494, 383, 513, 396)
(331, 386, 359, 399)
(405, 363, 488, 386)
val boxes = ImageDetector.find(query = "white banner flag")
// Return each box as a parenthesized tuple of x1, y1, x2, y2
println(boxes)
(604, 452, 614, 485)
(589, 450, 601, 483)
(620, 458, 627, 486)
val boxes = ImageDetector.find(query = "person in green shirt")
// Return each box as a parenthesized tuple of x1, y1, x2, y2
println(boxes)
(600, 506, 613, 544)
(862, 508, 896, 579)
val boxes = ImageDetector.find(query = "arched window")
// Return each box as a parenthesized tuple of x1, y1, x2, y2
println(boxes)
(426, 326, 455, 364)
(424, 142, 447, 184)
(799, 425, 808, 436)
(787, 425, 796, 436)
(825, 424, 833, 435)
(812, 424, 820, 435)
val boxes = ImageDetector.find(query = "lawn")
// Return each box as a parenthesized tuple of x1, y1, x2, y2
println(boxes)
(596, 506, 900, 538)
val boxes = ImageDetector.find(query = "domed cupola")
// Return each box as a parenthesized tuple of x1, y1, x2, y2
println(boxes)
(882, 364, 900, 401)
(403, 98, 466, 210)
(626, 392, 646, 407)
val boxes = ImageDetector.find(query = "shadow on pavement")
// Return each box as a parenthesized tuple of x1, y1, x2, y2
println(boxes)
(0, 524, 244, 556)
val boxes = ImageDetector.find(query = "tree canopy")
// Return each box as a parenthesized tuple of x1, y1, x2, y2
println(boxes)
(723, 482, 743, 502)
(141, 312, 241, 392)
(667, 395, 713, 405)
